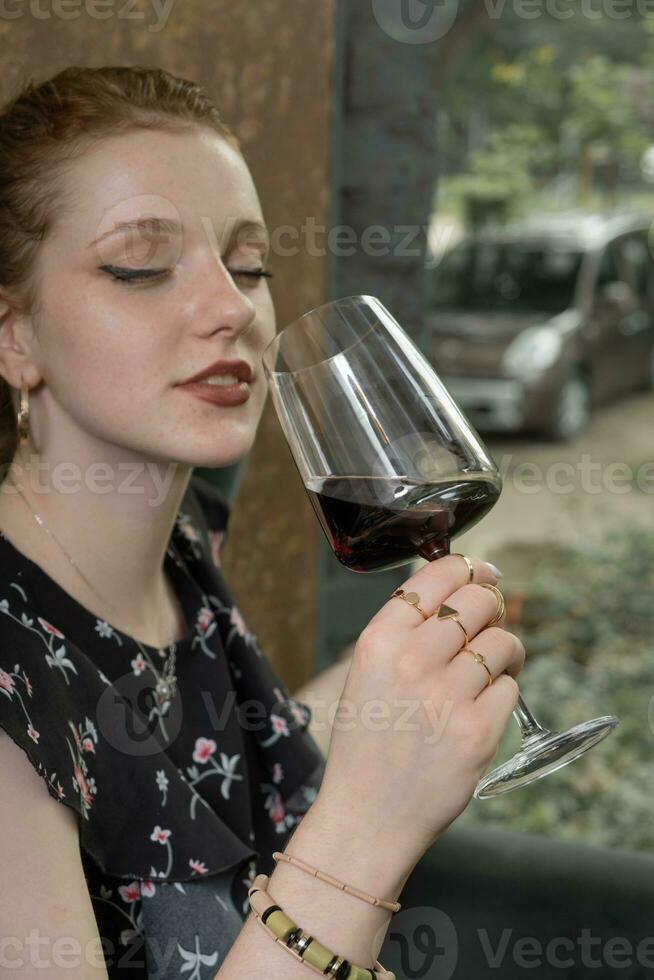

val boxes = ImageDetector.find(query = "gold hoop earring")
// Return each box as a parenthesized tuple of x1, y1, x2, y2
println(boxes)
(17, 380, 30, 444)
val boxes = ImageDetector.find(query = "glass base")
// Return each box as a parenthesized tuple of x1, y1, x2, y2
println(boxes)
(474, 715, 619, 799)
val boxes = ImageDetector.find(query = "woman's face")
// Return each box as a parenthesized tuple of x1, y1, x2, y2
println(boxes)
(25, 125, 276, 470)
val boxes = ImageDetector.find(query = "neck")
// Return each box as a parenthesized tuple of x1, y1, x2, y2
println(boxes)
(0, 440, 193, 648)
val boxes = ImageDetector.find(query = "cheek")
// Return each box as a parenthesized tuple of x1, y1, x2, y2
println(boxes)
(255, 291, 277, 348)
(36, 276, 275, 435)
(39, 294, 164, 408)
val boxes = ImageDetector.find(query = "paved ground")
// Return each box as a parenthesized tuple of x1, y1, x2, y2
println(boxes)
(449, 389, 654, 593)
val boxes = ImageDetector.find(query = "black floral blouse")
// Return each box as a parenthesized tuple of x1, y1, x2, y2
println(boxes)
(0, 473, 326, 979)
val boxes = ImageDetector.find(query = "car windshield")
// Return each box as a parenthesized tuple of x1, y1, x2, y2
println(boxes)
(432, 239, 583, 314)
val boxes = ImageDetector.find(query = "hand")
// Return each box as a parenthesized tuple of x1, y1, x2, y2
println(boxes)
(314, 555, 524, 870)
(292, 654, 354, 758)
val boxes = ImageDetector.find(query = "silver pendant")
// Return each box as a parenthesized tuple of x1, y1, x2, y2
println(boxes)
(155, 676, 177, 704)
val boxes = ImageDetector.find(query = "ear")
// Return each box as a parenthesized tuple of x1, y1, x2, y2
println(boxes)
(0, 289, 41, 399)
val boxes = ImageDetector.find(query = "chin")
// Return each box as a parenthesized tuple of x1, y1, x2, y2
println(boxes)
(187, 433, 256, 470)
(152, 413, 260, 471)
(193, 451, 250, 469)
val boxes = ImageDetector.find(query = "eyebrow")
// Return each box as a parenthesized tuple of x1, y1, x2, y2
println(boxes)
(87, 216, 182, 249)
(87, 215, 270, 251)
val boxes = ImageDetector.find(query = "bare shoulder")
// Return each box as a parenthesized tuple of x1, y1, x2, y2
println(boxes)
(0, 726, 77, 823)
(0, 728, 108, 977)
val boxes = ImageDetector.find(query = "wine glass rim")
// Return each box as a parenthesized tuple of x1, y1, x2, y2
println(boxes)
(289, 293, 379, 322)
(262, 294, 381, 376)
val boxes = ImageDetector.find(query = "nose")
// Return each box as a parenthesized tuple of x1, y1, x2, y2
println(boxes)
(193, 256, 257, 337)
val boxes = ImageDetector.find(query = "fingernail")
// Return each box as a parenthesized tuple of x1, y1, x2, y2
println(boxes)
(485, 561, 503, 579)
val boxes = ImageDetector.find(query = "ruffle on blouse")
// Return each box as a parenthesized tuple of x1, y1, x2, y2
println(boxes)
(0, 473, 325, 891)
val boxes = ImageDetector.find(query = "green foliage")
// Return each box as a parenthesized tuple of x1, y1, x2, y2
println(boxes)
(459, 528, 654, 852)
(436, 13, 654, 217)
(444, 125, 544, 224)
(566, 55, 649, 166)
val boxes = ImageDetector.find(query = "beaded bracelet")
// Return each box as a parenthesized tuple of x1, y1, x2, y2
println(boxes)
(248, 873, 396, 980)
(272, 851, 401, 913)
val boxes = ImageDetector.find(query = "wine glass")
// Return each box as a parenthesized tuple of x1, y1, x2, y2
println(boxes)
(261, 295, 619, 798)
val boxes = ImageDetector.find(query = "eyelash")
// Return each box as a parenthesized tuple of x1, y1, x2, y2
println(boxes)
(99, 264, 274, 286)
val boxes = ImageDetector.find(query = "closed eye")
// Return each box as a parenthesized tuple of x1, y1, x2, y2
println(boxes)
(229, 268, 274, 283)
(99, 265, 274, 286)
(100, 265, 171, 285)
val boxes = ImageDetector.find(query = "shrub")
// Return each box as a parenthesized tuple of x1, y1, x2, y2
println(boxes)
(460, 527, 654, 851)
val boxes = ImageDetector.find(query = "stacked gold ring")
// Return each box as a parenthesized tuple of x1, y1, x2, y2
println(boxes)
(453, 553, 475, 583)
(478, 583, 505, 626)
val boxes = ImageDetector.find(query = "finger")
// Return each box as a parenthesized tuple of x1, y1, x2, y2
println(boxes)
(475, 673, 521, 744)
(413, 583, 508, 661)
(372, 554, 501, 632)
(444, 628, 526, 700)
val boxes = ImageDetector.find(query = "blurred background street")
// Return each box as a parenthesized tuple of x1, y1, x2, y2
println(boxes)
(456, 389, 653, 590)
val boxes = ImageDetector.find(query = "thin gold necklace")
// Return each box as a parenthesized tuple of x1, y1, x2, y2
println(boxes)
(9, 479, 178, 709)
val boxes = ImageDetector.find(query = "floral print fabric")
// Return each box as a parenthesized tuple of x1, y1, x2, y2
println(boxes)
(0, 474, 326, 978)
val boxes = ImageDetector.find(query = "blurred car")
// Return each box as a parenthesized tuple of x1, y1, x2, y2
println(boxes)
(427, 212, 654, 440)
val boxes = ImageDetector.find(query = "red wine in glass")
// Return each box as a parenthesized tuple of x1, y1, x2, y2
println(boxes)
(305, 474, 501, 572)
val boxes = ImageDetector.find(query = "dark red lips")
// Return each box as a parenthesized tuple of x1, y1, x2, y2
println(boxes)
(179, 359, 253, 385)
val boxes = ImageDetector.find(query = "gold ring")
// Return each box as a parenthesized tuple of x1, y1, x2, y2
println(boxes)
(466, 647, 493, 687)
(389, 588, 429, 621)
(433, 603, 470, 645)
(453, 553, 474, 583)
(478, 583, 505, 626)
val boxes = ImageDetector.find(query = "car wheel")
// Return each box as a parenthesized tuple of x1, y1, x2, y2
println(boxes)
(544, 370, 591, 441)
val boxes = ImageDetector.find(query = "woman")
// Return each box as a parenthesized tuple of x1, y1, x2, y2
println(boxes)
(0, 66, 523, 979)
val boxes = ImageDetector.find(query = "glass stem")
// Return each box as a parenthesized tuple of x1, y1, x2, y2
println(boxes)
(418, 538, 450, 562)
(513, 693, 548, 744)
